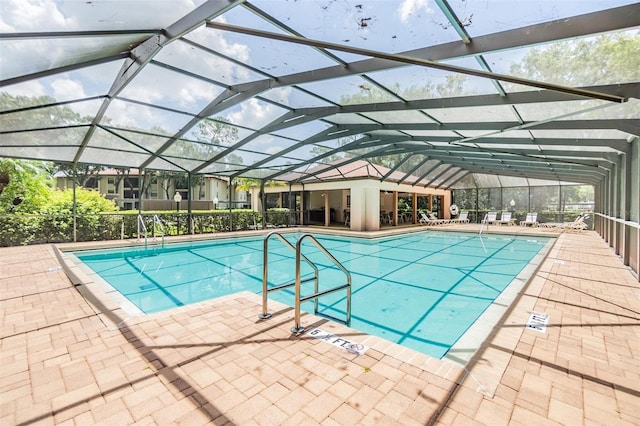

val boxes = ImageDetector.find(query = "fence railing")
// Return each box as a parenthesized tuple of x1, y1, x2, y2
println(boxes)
(595, 213, 639, 281)
(0, 209, 320, 247)
(456, 210, 594, 228)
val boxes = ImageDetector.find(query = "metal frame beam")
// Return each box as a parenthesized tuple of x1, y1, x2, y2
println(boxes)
(337, 134, 630, 153)
(73, 0, 244, 165)
(379, 155, 414, 181)
(424, 165, 455, 188)
(206, 21, 626, 103)
(290, 146, 394, 183)
(410, 161, 443, 187)
(440, 170, 470, 189)
(425, 159, 604, 182)
(263, 136, 383, 181)
(297, 83, 638, 116)
(221, 5, 638, 96)
(0, 53, 129, 87)
(397, 156, 433, 185)
(318, 118, 638, 133)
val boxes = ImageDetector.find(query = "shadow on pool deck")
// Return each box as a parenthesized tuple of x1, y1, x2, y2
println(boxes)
(1, 228, 638, 425)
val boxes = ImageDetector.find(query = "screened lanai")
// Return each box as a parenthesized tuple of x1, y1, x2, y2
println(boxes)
(0, 0, 639, 275)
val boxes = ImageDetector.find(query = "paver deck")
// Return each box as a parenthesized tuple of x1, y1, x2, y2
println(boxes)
(1, 228, 638, 425)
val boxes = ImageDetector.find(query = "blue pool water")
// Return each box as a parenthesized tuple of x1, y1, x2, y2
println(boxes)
(74, 231, 552, 358)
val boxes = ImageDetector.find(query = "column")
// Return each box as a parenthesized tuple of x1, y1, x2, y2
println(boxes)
(364, 186, 380, 231)
(324, 192, 330, 227)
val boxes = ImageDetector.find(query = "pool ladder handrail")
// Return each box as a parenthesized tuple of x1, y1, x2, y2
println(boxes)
(260, 231, 352, 333)
(137, 214, 165, 250)
(479, 213, 489, 236)
(152, 214, 165, 248)
(260, 231, 318, 321)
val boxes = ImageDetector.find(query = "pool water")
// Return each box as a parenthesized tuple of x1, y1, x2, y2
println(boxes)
(74, 231, 552, 358)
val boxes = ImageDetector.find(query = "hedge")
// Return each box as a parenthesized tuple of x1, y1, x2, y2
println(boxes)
(0, 210, 273, 246)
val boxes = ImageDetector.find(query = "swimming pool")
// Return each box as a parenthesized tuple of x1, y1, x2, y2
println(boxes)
(73, 231, 553, 359)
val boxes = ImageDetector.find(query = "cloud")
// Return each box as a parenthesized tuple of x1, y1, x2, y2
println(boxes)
(51, 78, 86, 100)
(50, 77, 103, 117)
(183, 20, 253, 83)
(226, 98, 285, 129)
(265, 145, 284, 155)
(202, 16, 251, 62)
(117, 63, 224, 115)
(103, 100, 146, 128)
(262, 87, 293, 105)
(1, 0, 201, 32)
(398, 0, 434, 23)
(2, 80, 46, 98)
(176, 80, 219, 107)
(0, 0, 76, 32)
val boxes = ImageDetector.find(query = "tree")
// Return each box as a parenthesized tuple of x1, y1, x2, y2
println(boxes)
(234, 177, 285, 192)
(0, 159, 53, 213)
(337, 75, 472, 173)
(234, 177, 286, 210)
(54, 163, 104, 187)
(156, 170, 176, 199)
(308, 145, 345, 163)
(113, 167, 130, 195)
(561, 185, 594, 210)
(41, 187, 118, 216)
(508, 33, 639, 89)
(191, 118, 243, 169)
(436, 75, 468, 98)
(0, 93, 86, 129)
(172, 173, 203, 198)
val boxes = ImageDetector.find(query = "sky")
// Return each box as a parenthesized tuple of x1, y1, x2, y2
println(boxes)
(0, 0, 635, 167)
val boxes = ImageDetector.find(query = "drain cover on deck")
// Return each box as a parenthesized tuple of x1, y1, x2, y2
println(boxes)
(526, 311, 549, 333)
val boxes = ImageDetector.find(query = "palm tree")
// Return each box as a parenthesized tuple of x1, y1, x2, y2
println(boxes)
(234, 177, 286, 212)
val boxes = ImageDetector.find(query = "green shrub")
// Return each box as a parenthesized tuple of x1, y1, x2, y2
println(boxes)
(0, 215, 42, 246)
(265, 208, 290, 227)
(39, 188, 119, 242)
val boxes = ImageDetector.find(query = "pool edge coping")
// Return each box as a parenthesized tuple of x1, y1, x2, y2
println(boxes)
(53, 226, 559, 398)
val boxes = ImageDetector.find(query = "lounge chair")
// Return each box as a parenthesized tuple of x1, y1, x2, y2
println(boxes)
(450, 211, 469, 224)
(566, 213, 589, 231)
(430, 212, 452, 224)
(419, 212, 448, 226)
(541, 213, 589, 232)
(520, 212, 538, 227)
(498, 211, 513, 225)
(483, 212, 498, 225)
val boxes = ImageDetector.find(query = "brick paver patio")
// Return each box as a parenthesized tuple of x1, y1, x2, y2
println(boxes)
(1, 228, 638, 425)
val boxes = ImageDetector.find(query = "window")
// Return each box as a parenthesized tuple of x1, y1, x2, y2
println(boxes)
(84, 177, 99, 189)
(149, 175, 158, 198)
(124, 177, 139, 199)
(107, 177, 117, 194)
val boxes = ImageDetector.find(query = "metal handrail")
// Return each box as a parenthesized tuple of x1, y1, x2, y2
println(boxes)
(138, 214, 165, 250)
(479, 213, 488, 236)
(137, 214, 148, 250)
(260, 231, 352, 333)
(260, 231, 318, 319)
(152, 214, 165, 248)
(292, 233, 351, 333)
